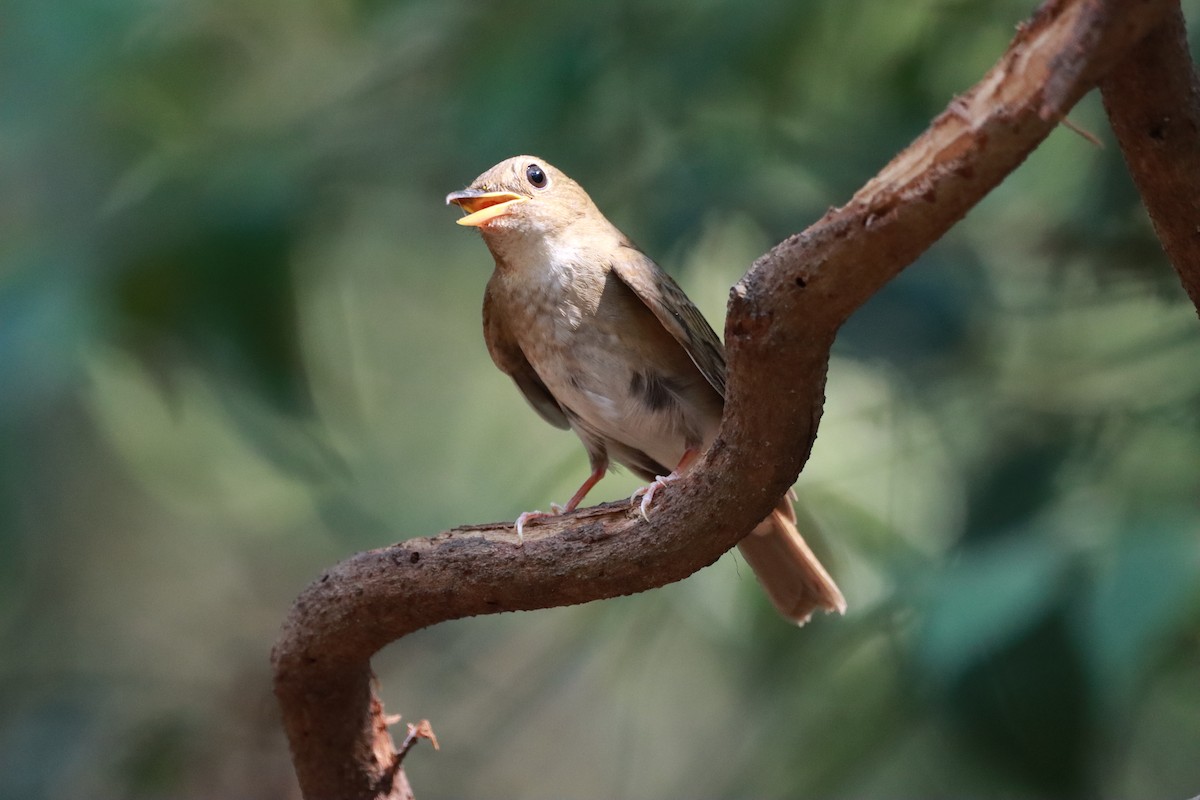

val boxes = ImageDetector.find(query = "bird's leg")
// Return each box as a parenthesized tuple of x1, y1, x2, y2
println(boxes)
(513, 461, 608, 543)
(561, 465, 607, 513)
(630, 448, 701, 521)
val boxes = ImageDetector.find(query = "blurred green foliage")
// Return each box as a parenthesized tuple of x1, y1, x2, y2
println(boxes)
(3, 0, 1200, 797)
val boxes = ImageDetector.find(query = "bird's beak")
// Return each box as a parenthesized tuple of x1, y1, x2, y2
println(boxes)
(445, 189, 529, 227)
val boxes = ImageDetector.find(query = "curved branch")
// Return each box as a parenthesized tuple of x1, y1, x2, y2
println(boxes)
(1100, 4, 1200, 314)
(272, 1, 1177, 797)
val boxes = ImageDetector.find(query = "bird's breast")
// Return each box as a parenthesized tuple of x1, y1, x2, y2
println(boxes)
(493, 259, 721, 468)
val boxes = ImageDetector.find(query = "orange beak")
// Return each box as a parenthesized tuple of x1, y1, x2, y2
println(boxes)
(445, 189, 529, 227)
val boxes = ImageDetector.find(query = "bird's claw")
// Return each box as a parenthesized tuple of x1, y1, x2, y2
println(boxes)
(630, 471, 680, 521)
(514, 504, 566, 544)
(514, 511, 542, 543)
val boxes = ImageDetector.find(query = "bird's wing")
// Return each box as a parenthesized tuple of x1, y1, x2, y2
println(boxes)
(482, 284, 570, 429)
(609, 242, 727, 399)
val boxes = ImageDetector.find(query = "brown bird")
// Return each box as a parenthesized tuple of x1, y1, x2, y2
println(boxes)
(446, 156, 845, 625)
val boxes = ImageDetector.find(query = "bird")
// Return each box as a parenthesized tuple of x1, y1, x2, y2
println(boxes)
(446, 155, 845, 625)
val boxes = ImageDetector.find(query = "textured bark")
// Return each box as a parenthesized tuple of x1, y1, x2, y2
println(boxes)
(1100, 5, 1200, 314)
(272, 1, 1182, 798)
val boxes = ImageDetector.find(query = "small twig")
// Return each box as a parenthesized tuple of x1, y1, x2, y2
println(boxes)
(1059, 115, 1105, 148)
(396, 720, 440, 767)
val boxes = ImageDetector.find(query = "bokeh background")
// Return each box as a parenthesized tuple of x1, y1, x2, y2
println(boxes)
(4, 0, 1200, 797)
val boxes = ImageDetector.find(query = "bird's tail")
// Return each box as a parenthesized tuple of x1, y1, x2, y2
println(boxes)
(736, 496, 846, 625)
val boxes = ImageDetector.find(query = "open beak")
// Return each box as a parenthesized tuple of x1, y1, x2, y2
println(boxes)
(445, 189, 529, 227)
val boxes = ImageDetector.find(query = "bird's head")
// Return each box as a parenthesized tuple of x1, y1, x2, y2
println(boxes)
(446, 156, 603, 243)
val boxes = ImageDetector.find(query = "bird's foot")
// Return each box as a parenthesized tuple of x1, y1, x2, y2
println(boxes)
(630, 471, 681, 521)
(514, 503, 566, 543)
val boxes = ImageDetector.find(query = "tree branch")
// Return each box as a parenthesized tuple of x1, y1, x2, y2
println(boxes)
(272, 1, 1179, 797)
(1100, 4, 1200, 314)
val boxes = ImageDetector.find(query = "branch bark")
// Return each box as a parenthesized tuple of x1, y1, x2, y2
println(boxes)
(272, 1, 1180, 797)
(1100, 4, 1200, 313)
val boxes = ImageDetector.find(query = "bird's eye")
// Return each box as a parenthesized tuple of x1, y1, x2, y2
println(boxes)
(526, 164, 547, 188)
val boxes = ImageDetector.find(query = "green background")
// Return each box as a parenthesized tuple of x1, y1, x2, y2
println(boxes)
(3, 0, 1199, 797)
